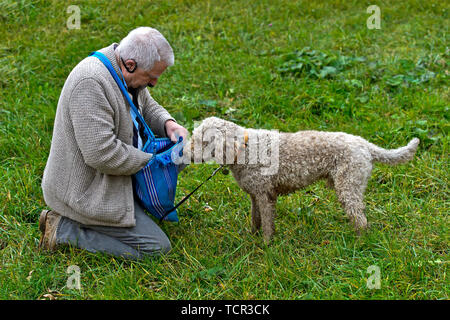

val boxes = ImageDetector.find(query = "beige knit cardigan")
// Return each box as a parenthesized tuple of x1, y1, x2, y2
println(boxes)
(42, 43, 175, 227)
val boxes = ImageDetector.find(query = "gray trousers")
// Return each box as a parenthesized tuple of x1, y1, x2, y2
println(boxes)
(55, 199, 171, 260)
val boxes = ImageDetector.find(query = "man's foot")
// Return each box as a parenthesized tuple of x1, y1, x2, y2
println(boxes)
(38, 210, 61, 251)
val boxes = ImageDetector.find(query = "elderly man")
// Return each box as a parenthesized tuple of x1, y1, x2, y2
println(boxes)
(39, 27, 188, 259)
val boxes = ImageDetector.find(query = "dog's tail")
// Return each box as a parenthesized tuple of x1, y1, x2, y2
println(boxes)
(368, 138, 420, 165)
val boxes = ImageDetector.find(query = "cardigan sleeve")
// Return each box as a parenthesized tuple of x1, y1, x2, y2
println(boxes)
(68, 77, 152, 175)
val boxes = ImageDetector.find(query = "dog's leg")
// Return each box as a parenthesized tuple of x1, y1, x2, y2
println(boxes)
(333, 168, 370, 234)
(340, 193, 367, 235)
(250, 194, 261, 233)
(256, 193, 276, 243)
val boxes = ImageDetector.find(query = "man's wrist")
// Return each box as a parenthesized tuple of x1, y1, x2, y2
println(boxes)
(164, 119, 177, 136)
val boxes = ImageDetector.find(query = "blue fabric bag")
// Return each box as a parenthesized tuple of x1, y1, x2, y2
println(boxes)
(90, 51, 183, 222)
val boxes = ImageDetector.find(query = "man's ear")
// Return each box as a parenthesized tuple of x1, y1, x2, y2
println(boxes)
(124, 59, 137, 73)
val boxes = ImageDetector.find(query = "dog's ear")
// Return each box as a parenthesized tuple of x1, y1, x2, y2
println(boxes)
(200, 127, 224, 163)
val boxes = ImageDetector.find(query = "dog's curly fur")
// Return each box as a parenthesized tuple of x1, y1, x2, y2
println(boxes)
(185, 117, 420, 242)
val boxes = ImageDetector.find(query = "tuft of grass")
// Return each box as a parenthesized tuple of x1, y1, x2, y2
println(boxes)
(0, 0, 448, 300)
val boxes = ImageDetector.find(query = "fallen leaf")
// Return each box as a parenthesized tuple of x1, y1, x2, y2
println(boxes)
(42, 293, 56, 300)
(224, 107, 236, 115)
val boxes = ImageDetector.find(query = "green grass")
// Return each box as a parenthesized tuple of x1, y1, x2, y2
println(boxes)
(0, 0, 448, 299)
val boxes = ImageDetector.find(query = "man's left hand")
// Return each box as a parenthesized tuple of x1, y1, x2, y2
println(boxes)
(165, 120, 189, 143)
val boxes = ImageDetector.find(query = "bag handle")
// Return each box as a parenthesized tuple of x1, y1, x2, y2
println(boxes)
(89, 51, 156, 141)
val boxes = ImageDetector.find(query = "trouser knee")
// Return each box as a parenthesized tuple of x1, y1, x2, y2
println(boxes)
(137, 236, 171, 256)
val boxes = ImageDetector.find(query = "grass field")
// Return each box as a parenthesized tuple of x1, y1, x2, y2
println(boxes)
(0, 0, 448, 299)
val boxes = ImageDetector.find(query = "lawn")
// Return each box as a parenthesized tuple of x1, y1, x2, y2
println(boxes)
(0, 0, 448, 299)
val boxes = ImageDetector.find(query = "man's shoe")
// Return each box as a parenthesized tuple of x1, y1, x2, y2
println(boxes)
(38, 210, 61, 251)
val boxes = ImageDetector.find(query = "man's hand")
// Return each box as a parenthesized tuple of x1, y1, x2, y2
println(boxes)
(165, 120, 189, 143)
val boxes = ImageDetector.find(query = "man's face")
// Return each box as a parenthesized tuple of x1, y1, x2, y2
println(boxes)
(122, 59, 168, 90)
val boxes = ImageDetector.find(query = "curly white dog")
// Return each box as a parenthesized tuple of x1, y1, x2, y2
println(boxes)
(184, 117, 419, 242)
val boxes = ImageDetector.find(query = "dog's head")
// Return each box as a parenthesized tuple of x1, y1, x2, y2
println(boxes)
(183, 117, 248, 165)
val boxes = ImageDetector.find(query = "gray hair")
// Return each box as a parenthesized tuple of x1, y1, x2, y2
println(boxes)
(116, 27, 174, 71)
